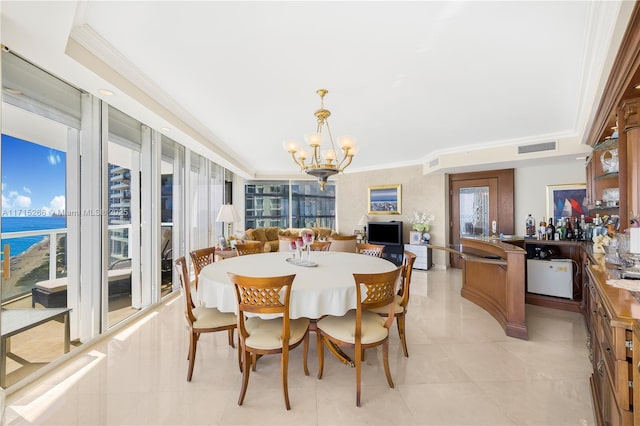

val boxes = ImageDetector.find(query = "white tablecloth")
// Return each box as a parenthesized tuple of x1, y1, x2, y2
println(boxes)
(197, 251, 397, 319)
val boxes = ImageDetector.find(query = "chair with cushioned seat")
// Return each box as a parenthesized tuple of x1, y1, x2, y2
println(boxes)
(316, 267, 402, 406)
(369, 251, 417, 357)
(356, 242, 385, 258)
(228, 272, 310, 410)
(175, 257, 238, 381)
(328, 235, 357, 253)
(234, 241, 265, 256)
(310, 241, 332, 251)
(189, 246, 216, 290)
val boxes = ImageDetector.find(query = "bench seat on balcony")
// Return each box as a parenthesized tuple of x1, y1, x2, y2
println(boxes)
(32, 268, 132, 308)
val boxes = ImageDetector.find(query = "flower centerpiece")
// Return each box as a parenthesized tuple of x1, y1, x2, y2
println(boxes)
(409, 211, 434, 233)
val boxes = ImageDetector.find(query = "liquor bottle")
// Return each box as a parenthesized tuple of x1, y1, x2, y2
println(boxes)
(567, 217, 576, 240)
(546, 218, 556, 241)
(525, 214, 536, 238)
(558, 218, 566, 240)
(579, 215, 587, 241)
(539, 216, 547, 240)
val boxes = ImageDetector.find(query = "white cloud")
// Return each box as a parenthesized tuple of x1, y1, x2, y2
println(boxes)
(14, 195, 31, 208)
(2, 190, 33, 211)
(49, 195, 65, 212)
(23, 186, 31, 194)
(47, 150, 61, 165)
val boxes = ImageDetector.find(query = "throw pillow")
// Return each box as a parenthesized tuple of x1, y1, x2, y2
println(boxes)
(252, 228, 266, 242)
(265, 227, 279, 241)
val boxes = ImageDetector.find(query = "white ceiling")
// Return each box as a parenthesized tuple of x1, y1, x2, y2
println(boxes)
(1, 1, 634, 179)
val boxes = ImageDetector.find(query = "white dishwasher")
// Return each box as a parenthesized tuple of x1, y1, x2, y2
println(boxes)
(526, 258, 573, 299)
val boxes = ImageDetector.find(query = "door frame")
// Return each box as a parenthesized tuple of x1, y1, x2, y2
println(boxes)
(448, 169, 514, 268)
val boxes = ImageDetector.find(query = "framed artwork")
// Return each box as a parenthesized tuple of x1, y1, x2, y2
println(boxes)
(368, 184, 402, 215)
(218, 236, 228, 250)
(546, 183, 588, 221)
(409, 231, 423, 244)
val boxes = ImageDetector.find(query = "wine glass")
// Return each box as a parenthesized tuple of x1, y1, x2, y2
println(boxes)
(301, 230, 315, 263)
(295, 237, 304, 262)
(289, 240, 298, 260)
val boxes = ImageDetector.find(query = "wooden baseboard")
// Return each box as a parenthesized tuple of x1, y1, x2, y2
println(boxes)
(526, 293, 582, 313)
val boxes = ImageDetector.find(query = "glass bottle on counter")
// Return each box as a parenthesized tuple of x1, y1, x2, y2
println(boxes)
(546, 218, 556, 241)
(566, 217, 575, 240)
(539, 216, 547, 240)
(525, 214, 536, 238)
(558, 218, 566, 240)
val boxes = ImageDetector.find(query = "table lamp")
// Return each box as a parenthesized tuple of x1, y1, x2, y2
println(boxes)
(357, 214, 369, 233)
(216, 204, 238, 243)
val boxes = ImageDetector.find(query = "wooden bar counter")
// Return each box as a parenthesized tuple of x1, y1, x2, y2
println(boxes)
(430, 237, 528, 340)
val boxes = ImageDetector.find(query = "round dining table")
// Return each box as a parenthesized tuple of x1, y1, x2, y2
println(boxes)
(197, 251, 397, 319)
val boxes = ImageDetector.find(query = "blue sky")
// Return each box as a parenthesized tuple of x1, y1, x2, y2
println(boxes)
(2, 134, 66, 216)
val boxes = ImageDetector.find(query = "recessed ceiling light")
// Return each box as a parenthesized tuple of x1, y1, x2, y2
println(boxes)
(98, 89, 114, 96)
(576, 156, 587, 160)
(5, 88, 22, 95)
(635, 83, 640, 90)
(160, 127, 171, 132)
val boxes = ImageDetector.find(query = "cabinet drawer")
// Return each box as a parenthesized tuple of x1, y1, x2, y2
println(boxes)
(414, 261, 429, 270)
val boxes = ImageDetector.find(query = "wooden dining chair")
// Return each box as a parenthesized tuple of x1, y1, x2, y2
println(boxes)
(328, 234, 357, 252)
(234, 241, 265, 256)
(356, 242, 385, 258)
(228, 272, 310, 410)
(175, 257, 238, 381)
(369, 251, 417, 357)
(189, 246, 216, 290)
(310, 241, 332, 251)
(316, 267, 402, 406)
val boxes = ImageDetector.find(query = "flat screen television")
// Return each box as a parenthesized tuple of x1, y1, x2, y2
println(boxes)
(368, 221, 403, 246)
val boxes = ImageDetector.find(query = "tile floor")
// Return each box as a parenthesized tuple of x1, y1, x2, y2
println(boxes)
(3, 268, 595, 425)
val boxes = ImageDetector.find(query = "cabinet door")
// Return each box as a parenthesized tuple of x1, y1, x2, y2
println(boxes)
(633, 322, 640, 425)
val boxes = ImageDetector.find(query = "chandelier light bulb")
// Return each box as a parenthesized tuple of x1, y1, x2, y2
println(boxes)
(305, 133, 323, 147)
(297, 149, 309, 161)
(283, 140, 299, 153)
(338, 135, 356, 150)
(323, 150, 337, 162)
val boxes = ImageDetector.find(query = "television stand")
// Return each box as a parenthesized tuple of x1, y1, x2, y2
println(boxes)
(380, 243, 403, 265)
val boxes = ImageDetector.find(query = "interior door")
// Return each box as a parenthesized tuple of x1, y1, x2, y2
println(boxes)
(449, 169, 514, 269)
(450, 179, 498, 268)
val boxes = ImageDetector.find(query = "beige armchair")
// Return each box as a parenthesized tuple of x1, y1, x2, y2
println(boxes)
(328, 235, 357, 253)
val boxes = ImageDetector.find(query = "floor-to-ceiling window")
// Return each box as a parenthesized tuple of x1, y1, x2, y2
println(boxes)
(106, 107, 143, 326)
(1, 50, 81, 387)
(0, 47, 232, 391)
(189, 152, 225, 252)
(244, 180, 335, 229)
(161, 136, 185, 293)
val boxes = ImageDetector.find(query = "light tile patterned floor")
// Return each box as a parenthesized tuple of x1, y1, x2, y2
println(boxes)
(3, 268, 595, 425)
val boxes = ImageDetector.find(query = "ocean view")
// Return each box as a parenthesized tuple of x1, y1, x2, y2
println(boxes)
(1, 216, 67, 259)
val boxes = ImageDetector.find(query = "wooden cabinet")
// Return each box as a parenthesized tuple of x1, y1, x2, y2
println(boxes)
(583, 5, 640, 424)
(523, 240, 583, 312)
(588, 136, 621, 219)
(585, 256, 635, 425)
(403, 244, 432, 270)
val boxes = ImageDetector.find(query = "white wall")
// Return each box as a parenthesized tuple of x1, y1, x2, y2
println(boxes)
(514, 159, 586, 235)
(336, 166, 448, 267)
(336, 160, 586, 268)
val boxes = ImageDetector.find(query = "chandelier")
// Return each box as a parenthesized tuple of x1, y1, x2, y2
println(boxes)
(284, 89, 358, 191)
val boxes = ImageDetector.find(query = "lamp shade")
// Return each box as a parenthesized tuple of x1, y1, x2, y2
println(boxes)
(357, 214, 369, 227)
(216, 204, 237, 223)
